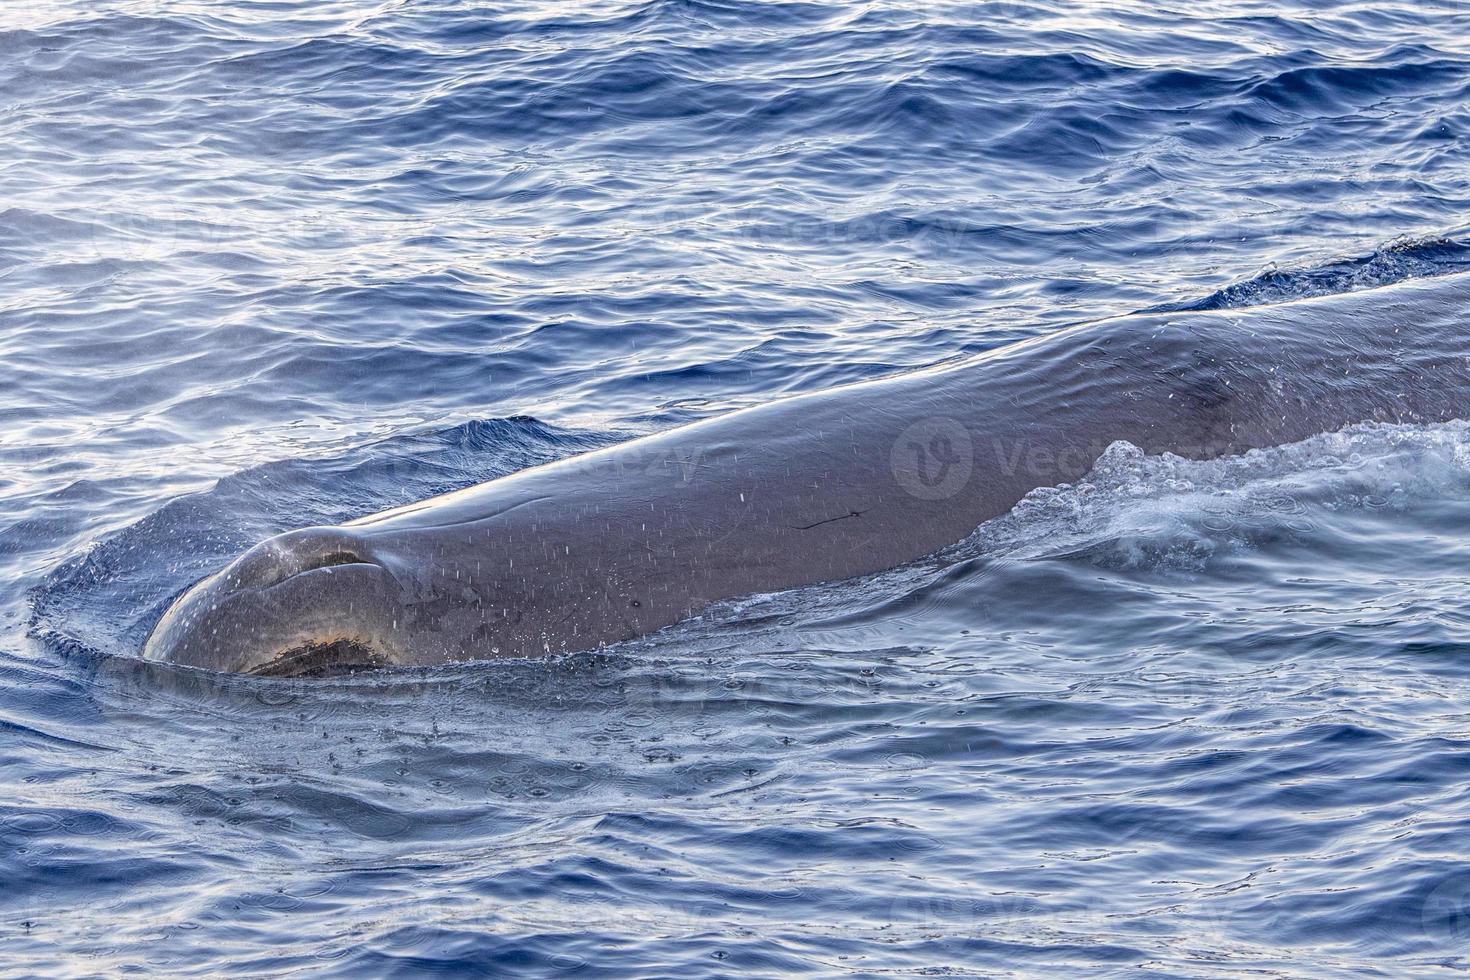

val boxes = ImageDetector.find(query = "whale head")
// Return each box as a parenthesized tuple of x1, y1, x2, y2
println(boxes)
(143, 527, 409, 676)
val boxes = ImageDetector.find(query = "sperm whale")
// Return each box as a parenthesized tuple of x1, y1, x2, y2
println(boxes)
(143, 273, 1470, 675)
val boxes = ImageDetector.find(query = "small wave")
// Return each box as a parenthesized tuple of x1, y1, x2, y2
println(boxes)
(1154, 235, 1470, 312)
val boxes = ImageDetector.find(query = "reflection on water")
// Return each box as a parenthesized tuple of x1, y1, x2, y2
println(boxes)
(5, 0, 1470, 973)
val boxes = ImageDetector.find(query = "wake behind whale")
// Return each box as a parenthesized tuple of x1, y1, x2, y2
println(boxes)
(139, 272, 1470, 675)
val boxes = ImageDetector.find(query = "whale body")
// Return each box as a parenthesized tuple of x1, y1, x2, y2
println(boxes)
(144, 273, 1470, 675)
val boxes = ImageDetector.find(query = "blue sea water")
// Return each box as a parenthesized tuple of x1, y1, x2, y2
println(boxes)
(6, 0, 1470, 974)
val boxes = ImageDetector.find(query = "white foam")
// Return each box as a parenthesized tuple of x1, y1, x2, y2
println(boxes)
(968, 420, 1470, 569)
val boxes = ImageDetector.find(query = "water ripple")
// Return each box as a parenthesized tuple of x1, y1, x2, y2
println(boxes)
(5, 0, 1470, 974)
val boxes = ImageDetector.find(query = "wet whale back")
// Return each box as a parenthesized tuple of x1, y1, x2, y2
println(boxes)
(145, 273, 1470, 672)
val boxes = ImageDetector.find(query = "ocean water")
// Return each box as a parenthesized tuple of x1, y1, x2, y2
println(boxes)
(6, 0, 1470, 974)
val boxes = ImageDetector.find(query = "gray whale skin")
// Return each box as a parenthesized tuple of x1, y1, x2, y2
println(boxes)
(144, 274, 1470, 675)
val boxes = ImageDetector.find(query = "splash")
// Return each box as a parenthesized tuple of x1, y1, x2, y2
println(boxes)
(971, 420, 1470, 570)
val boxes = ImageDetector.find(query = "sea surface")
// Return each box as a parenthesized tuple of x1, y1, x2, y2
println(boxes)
(5, 0, 1470, 975)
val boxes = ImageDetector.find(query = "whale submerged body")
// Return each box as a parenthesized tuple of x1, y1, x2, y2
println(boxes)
(144, 274, 1470, 675)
